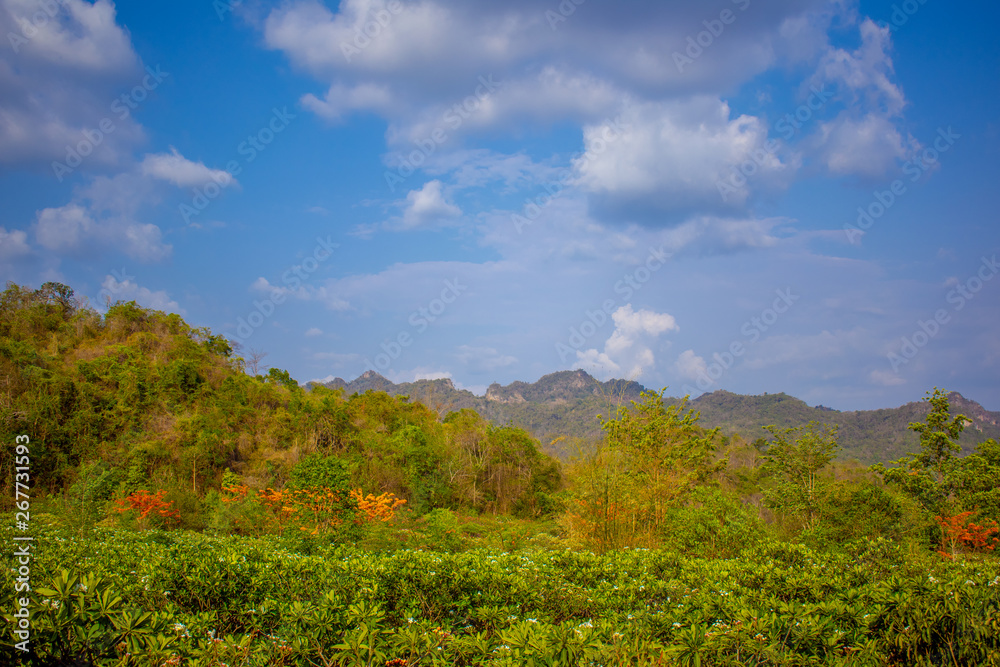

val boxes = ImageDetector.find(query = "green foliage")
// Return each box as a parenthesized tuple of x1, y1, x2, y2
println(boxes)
(950, 438, 1000, 523)
(760, 422, 839, 529)
(568, 390, 726, 551)
(910, 387, 968, 474)
(265, 366, 300, 391)
(2, 523, 998, 666)
(873, 389, 994, 519)
(423, 508, 463, 552)
(288, 453, 352, 493)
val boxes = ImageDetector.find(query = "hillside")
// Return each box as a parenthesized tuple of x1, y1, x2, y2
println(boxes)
(0, 283, 560, 521)
(320, 371, 1000, 464)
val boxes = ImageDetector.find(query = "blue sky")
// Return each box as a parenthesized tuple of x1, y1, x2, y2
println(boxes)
(1, 0, 998, 411)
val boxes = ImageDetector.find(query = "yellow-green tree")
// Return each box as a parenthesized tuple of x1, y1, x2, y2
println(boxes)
(567, 390, 725, 551)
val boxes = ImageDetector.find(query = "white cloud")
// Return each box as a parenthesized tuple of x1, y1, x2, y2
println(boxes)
(414, 370, 452, 381)
(3, 0, 137, 72)
(263, 0, 835, 138)
(806, 18, 919, 178)
(673, 349, 709, 382)
(813, 19, 906, 116)
(141, 148, 238, 188)
(0, 0, 145, 168)
(302, 82, 395, 121)
(814, 112, 917, 178)
(26, 145, 232, 264)
(34, 203, 169, 262)
(575, 304, 678, 380)
(575, 98, 791, 221)
(98, 274, 182, 313)
(0, 226, 31, 259)
(31, 170, 176, 262)
(305, 327, 323, 337)
(396, 180, 461, 229)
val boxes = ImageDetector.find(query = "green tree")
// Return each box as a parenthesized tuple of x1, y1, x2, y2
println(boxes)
(760, 422, 839, 530)
(873, 388, 969, 513)
(910, 388, 967, 475)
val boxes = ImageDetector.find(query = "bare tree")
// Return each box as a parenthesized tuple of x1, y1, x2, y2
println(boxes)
(247, 348, 269, 376)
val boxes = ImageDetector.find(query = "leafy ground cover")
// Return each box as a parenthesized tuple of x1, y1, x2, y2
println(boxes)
(3, 522, 999, 666)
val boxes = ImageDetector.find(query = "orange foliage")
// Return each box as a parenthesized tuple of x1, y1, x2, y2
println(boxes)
(350, 488, 406, 522)
(221, 484, 405, 534)
(934, 510, 1000, 559)
(114, 489, 180, 527)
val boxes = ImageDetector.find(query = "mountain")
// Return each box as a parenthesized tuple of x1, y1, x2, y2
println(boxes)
(317, 371, 1000, 464)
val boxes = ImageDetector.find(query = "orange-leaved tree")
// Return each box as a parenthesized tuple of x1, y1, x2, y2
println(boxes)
(350, 489, 406, 522)
(114, 489, 180, 530)
(934, 510, 1000, 558)
(222, 484, 356, 535)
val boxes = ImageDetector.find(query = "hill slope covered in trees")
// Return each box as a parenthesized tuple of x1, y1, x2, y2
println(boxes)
(0, 282, 560, 526)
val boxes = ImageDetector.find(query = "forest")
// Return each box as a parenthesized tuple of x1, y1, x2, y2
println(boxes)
(2, 282, 999, 666)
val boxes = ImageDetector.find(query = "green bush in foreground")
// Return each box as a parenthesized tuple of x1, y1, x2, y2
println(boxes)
(2, 523, 999, 666)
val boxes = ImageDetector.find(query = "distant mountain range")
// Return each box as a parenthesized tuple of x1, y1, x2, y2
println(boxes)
(317, 370, 1000, 464)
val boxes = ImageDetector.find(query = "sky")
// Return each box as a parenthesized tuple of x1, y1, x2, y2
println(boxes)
(1, 0, 998, 411)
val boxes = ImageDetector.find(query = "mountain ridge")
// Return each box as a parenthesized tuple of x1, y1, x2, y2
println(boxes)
(315, 370, 1000, 464)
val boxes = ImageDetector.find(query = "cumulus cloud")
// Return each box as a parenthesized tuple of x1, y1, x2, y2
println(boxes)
(813, 18, 906, 116)
(261, 0, 912, 221)
(395, 180, 461, 229)
(141, 148, 238, 188)
(575, 98, 791, 222)
(806, 18, 919, 178)
(0, 226, 31, 260)
(575, 304, 678, 379)
(98, 274, 182, 313)
(0, 0, 146, 168)
(813, 112, 917, 178)
(302, 82, 395, 121)
(674, 349, 709, 382)
(34, 201, 170, 262)
(263, 0, 832, 137)
(25, 144, 235, 264)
